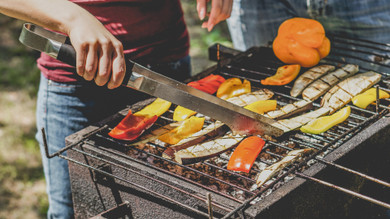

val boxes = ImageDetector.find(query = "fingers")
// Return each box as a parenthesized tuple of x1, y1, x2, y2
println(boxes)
(95, 40, 112, 86)
(73, 37, 125, 88)
(107, 43, 125, 89)
(196, 0, 207, 20)
(84, 43, 98, 81)
(201, 0, 233, 31)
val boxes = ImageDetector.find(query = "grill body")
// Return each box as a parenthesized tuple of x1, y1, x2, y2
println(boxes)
(67, 109, 390, 218)
(64, 43, 390, 218)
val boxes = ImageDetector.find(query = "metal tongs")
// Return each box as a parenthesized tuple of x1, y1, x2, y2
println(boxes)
(19, 23, 283, 137)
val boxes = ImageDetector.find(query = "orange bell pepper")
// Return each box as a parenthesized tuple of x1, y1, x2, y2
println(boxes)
(216, 78, 251, 100)
(244, 100, 277, 114)
(273, 17, 331, 67)
(158, 116, 205, 145)
(227, 136, 265, 173)
(187, 74, 225, 94)
(108, 110, 158, 141)
(261, 64, 301, 86)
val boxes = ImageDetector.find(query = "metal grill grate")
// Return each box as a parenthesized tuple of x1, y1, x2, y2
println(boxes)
(47, 35, 390, 218)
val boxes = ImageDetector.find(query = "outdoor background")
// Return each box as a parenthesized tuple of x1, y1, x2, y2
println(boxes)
(0, 1, 233, 218)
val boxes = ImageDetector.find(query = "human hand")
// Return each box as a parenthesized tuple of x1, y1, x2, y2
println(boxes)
(67, 15, 125, 89)
(196, 0, 233, 31)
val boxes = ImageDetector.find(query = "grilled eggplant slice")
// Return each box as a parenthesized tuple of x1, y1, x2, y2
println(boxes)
(174, 133, 244, 165)
(302, 64, 359, 101)
(255, 148, 314, 188)
(290, 65, 335, 97)
(264, 99, 313, 120)
(272, 107, 330, 133)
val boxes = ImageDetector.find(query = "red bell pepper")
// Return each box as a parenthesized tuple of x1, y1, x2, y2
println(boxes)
(227, 136, 265, 173)
(187, 74, 225, 94)
(108, 110, 158, 141)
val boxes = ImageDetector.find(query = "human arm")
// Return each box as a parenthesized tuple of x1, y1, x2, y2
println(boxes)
(196, 0, 233, 31)
(0, 0, 125, 89)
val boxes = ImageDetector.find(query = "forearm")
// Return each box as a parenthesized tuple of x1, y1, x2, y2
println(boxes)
(0, 0, 94, 35)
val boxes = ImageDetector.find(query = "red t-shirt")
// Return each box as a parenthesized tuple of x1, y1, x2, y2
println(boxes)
(37, 0, 189, 82)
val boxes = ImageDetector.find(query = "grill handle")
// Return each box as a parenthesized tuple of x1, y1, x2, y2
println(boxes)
(208, 43, 241, 62)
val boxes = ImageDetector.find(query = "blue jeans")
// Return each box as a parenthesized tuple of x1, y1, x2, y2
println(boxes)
(228, 0, 390, 49)
(35, 56, 191, 219)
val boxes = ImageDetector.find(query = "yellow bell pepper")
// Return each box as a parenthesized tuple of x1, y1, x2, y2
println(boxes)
(173, 106, 197, 121)
(134, 98, 171, 117)
(352, 88, 390, 109)
(158, 116, 205, 145)
(300, 106, 350, 134)
(216, 78, 251, 100)
(244, 100, 277, 114)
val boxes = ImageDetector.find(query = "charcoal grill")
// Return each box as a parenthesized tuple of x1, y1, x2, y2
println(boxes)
(43, 35, 390, 218)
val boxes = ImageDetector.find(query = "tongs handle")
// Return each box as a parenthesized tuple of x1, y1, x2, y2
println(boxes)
(57, 40, 76, 66)
(19, 23, 135, 83)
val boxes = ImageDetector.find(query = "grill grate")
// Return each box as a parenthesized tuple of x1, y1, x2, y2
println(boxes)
(50, 34, 390, 218)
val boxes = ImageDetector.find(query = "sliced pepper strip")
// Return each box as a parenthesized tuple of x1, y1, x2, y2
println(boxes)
(173, 75, 225, 121)
(352, 88, 390, 109)
(134, 98, 171, 117)
(300, 106, 350, 134)
(261, 64, 301, 86)
(158, 116, 205, 145)
(109, 98, 171, 141)
(244, 100, 277, 115)
(173, 105, 197, 121)
(187, 74, 225, 94)
(227, 136, 265, 173)
(108, 110, 158, 141)
(217, 78, 251, 100)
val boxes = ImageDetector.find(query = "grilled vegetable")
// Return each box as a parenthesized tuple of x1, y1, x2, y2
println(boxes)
(255, 148, 314, 187)
(173, 106, 197, 122)
(227, 136, 265, 173)
(273, 18, 331, 67)
(133, 98, 171, 117)
(109, 98, 171, 141)
(301, 106, 350, 134)
(217, 78, 251, 100)
(174, 133, 244, 165)
(163, 89, 274, 160)
(321, 71, 382, 113)
(173, 75, 225, 121)
(302, 64, 359, 101)
(351, 88, 389, 109)
(158, 116, 205, 145)
(244, 100, 277, 115)
(187, 74, 225, 94)
(261, 64, 301, 86)
(108, 110, 158, 141)
(290, 65, 335, 97)
(264, 99, 313, 120)
(272, 107, 330, 133)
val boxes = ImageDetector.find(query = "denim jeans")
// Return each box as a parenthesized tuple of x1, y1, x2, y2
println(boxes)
(227, 0, 390, 50)
(35, 56, 191, 219)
